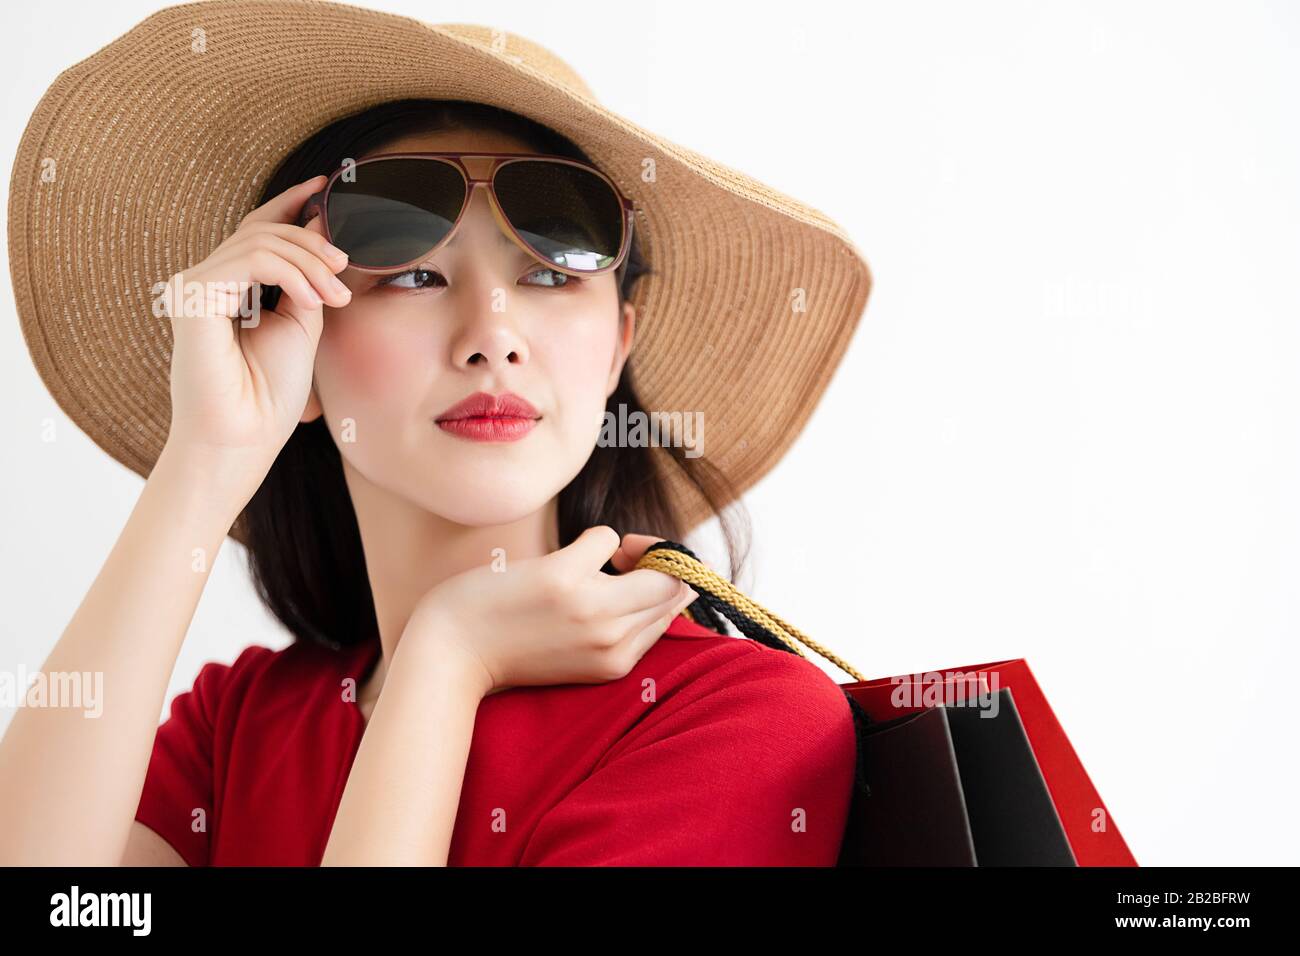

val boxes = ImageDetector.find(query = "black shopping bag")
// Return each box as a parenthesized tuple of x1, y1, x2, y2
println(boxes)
(839, 687, 1076, 866)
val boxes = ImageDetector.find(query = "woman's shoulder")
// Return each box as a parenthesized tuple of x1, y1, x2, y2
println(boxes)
(174, 638, 372, 720)
(185, 637, 361, 681)
(651, 614, 854, 723)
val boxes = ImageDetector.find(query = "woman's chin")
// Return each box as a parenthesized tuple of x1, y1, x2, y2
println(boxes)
(424, 496, 553, 528)
(413, 468, 559, 524)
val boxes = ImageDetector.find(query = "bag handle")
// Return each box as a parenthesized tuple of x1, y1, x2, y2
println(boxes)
(635, 540, 868, 681)
(634, 539, 875, 801)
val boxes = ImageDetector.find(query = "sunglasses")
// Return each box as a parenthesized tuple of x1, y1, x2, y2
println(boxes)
(295, 151, 636, 277)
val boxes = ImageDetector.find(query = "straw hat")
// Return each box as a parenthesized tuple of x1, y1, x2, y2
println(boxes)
(8, 0, 871, 547)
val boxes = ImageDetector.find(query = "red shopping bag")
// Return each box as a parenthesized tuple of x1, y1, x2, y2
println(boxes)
(635, 541, 1138, 867)
(842, 662, 1137, 866)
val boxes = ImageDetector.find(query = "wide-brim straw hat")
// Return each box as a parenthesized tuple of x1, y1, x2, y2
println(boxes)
(8, 0, 871, 547)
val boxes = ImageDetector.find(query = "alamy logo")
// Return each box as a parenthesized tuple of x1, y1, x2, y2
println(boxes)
(0, 667, 102, 717)
(49, 885, 151, 936)
(890, 671, 1002, 717)
(596, 403, 704, 458)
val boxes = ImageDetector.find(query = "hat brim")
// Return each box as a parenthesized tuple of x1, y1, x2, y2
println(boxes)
(9, 0, 871, 548)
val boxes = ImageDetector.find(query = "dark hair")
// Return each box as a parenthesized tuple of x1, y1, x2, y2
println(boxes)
(237, 99, 751, 649)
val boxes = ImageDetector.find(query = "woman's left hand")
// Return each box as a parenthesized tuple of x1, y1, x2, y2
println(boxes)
(609, 533, 669, 575)
(400, 527, 698, 698)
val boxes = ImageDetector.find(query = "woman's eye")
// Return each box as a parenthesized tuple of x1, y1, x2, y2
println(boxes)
(375, 268, 445, 290)
(374, 265, 585, 290)
(521, 266, 583, 288)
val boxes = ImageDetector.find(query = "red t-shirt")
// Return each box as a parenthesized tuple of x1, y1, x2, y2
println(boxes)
(134, 612, 857, 865)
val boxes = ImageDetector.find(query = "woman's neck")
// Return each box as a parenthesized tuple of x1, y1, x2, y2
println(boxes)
(342, 463, 562, 705)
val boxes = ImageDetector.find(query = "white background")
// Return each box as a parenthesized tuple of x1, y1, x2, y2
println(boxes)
(2, 0, 1297, 866)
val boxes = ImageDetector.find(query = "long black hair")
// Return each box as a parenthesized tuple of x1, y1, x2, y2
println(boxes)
(235, 99, 751, 649)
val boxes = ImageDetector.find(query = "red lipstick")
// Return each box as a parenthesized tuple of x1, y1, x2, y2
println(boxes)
(434, 391, 540, 443)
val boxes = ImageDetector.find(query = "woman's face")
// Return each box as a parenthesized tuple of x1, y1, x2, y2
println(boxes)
(300, 128, 636, 529)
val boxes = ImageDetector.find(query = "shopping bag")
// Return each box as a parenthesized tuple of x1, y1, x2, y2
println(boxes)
(840, 681, 1077, 865)
(635, 541, 1138, 867)
(842, 661, 1136, 866)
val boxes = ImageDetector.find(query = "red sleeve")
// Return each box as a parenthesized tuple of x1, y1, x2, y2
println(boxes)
(133, 652, 242, 866)
(519, 643, 858, 866)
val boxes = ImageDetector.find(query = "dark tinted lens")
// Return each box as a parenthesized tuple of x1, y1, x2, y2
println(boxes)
(492, 161, 624, 272)
(326, 159, 465, 268)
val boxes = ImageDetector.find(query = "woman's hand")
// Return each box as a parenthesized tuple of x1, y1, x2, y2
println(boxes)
(405, 526, 700, 697)
(161, 174, 351, 476)
(609, 533, 670, 574)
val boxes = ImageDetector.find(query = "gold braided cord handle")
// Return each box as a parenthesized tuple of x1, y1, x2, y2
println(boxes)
(640, 550, 809, 660)
(635, 547, 868, 684)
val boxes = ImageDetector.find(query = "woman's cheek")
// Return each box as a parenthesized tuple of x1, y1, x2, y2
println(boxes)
(545, 323, 620, 446)
(548, 315, 617, 388)
(319, 312, 425, 409)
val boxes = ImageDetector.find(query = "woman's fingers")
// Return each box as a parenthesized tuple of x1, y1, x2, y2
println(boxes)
(195, 229, 344, 324)
(551, 528, 700, 670)
(609, 533, 665, 574)
(592, 566, 690, 620)
(244, 249, 324, 317)
(172, 246, 318, 323)
(240, 174, 328, 226)
(250, 220, 349, 276)
(606, 588, 698, 673)
(554, 525, 622, 575)
(620, 582, 695, 635)
(253, 234, 350, 308)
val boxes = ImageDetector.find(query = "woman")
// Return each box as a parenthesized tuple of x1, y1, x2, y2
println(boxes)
(0, 9, 872, 866)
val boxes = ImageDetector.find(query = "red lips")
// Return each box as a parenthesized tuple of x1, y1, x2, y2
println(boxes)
(434, 391, 540, 422)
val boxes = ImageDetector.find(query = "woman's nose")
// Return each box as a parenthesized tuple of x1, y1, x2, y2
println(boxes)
(446, 196, 531, 368)
(453, 319, 528, 369)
